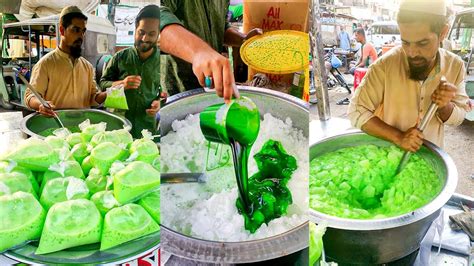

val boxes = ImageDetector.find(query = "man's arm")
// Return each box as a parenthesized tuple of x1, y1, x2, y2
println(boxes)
(347, 60, 424, 152)
(25, 60, 56, 116)
(160, 23, 237, 102)
(434, 64, 470, 125)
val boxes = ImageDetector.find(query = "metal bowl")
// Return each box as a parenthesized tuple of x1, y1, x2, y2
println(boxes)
(309, 132, 458, 264)
(20, 109, 132, 138)
(160, 86, 309, 263)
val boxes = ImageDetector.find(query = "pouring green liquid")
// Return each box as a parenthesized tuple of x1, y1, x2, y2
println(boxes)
(200, 97, 296, 232)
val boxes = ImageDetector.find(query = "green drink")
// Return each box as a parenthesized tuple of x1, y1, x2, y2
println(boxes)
(40, 177, 90, 210)
(36, 199, 102, 254)
(100, 204, 159, 251)
(113, 161, 160, 204)
(0, 192, 46, 252)
(138, 190, 160, 224)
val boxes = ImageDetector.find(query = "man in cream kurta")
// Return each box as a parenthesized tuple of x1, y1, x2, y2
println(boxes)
(25, 48, 99, 109)
(348, 0, 470, 151)
(24, 6, 106, 116)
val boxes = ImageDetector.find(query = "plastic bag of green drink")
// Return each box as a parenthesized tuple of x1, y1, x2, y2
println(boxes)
(0, 172, 38, 198)
(79, 119, 107, 142)
(36, 199, 102, 254)
(129, 131, 159, 164)
(100, 204, 159, 251)
(45, 135, 70, 150)
(104, 84, 129, 110)
(90, 142, 126, 175)
(0, 191, 46, 252)
(86, 167, 113, 194)
(138, 189, 160, 224)
(91, 190, 120, 216)
(0, 160, 39, 194)
(113, 161, 160, 204)
(41, 160, 85, 193)
(66, 132, 84, 147)
(91, 129, 133, 151)
(2, 138, 60, 171)
(70, 143, 91, 165)
(309, 222, 326, 265)
(40, 177, 90, 210)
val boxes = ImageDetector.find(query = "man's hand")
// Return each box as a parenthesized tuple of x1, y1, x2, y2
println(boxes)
(146, 100, 160, 117)
(123, 75, 142, 90)
(244, 28, 263, 41)
(192, 51, 239, 103)
(432, 79, 456, 109)
(38, 101, 56, 117)
(395, 126, 424, 152)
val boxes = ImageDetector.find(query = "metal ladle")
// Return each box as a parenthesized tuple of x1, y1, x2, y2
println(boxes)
(16, 72, 66, 129)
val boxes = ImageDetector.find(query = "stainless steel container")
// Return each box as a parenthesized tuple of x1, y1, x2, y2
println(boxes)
(160, 86, 309, 263)
(309, 132, 458, 264)
(20, 109, 132, 138)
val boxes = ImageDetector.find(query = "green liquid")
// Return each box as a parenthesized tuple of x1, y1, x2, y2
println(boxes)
(38, 126, 81, 137)
(309, 144, 442, 219)
(235, 140, 297, 233)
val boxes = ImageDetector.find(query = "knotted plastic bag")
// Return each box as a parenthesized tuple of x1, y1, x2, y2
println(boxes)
(104, 84, 129, 110)
(39, 177, 90, 210)
(113, 161, 160, 204)
(0, 191, 46, 252)
(35, 199, 102, 254)
(100, 204, 159, 251)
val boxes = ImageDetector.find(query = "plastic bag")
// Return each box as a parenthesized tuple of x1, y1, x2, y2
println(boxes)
(41, 160, 85, 193)
(138, 189, 160, 224)
(309, 221, 327, 265)
(39, 177, 90, 210)
(79, 120, 107, 142)
(104, 85, 129, 110)
(100, 204, 159, 251)
(90, 142, 125, 175)
(113, 161, 160, 204)
(0, 161, 39, 194)
(91, 190, 120, 216)
(129, 137, 159, 164)
(0, 172, 38, 198)
(0, 191, 46, 252)
(3, 138, 60, 171)
(35, 199, 102, 255)
(85, 168, 110, 194)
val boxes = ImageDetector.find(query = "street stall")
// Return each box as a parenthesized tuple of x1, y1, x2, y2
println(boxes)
(160, 87, 309, 264)
(309, 1, 474, 265)
(0, 109, 161, 265)
(0, 2, 161, 264)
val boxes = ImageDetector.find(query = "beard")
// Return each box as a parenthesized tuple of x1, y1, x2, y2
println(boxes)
(70, 39, 83, 59)
(135, 40, 156, 53)
(407, 56, 431, 81)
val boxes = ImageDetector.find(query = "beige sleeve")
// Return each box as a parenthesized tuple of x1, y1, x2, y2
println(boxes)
(25, 60, 48, 108)
(347, 60, 386, 128)
(89, 65, 99, 106)
(441, 62, 470, 126)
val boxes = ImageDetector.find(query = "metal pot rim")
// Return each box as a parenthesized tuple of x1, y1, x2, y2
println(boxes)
(308, 131, 458, 231)
(163, 86, 309, 112)
(20, 109, 132, 139)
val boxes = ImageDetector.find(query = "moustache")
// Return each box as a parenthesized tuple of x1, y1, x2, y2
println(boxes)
(73, 39, 83, 45)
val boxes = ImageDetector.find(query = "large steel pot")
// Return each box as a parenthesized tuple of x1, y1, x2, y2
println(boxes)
(309, 132, 458, 264)
(20, 109, 132, 139)
(160, 86, 309, 263)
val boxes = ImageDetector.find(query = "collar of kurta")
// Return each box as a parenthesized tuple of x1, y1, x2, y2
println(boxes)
(55, 47, 79, 65)
(132, 46, 159, 63)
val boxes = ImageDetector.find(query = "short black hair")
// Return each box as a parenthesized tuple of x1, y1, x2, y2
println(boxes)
(354, 27, 365, 37)
(135, 5, 160, 28)
(61, 12, 88, 29)
(397, 10, 448, 35)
